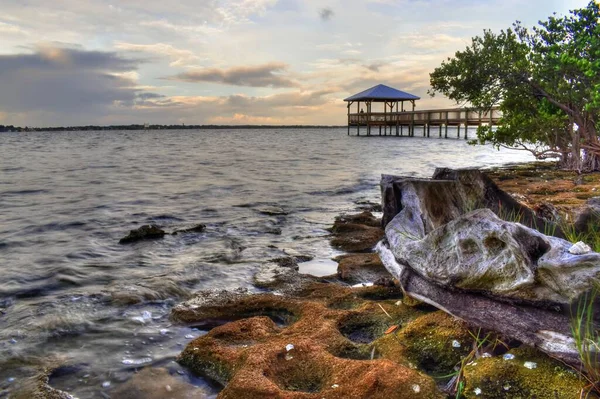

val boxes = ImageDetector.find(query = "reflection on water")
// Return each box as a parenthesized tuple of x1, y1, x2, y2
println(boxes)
(0, 128, 533, 397)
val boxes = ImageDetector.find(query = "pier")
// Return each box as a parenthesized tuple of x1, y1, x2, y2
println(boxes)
(344, 84, 501, 139)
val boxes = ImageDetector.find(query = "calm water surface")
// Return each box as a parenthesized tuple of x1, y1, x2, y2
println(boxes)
(0, 128, 533, 397)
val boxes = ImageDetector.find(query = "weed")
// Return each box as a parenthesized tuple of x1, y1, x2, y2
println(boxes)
(438, 329, 508, 398)
(571, 282, 600, 397)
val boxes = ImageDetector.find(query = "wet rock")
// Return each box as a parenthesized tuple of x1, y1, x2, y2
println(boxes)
(329, 211, 384, 252)
(112, 367, 207, 399)
(253, 262, 309, 290)
(335, 253, 392, 285)
(172, 224, 206, 235)
(119, 225, 166, 244)
(174, 283, 444, 399)
(355, 199, 383, 213)
(171, 288, 298, 326)
(257, 206, 288, 216)
(9, 371, 77, 399)
(462, 346, 584, 398)
(108, 277, 192, 305)
(331, 211, 381, 229)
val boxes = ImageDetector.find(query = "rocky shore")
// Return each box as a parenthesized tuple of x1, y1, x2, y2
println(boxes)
(20, 163, 600, 399)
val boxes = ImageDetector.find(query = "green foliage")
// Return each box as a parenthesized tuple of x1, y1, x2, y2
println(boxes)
(429, 1, 600, 171)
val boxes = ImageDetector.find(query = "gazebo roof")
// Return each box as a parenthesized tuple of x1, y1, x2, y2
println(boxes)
(344, 84, 420, 102)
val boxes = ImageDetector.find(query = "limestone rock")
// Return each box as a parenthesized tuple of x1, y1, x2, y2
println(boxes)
(172, 224, 206, 235)
(112, 367, 207, 399)
(574, 196, 600, 233)
(119, 225, 166, 244)
(174, 283, 444, 399)
(335, 253, 392, 285)
(257, 206, 288, 216)
(329, 211, 384, 252)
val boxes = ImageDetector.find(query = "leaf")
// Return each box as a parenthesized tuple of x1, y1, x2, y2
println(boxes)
(385, 325, 399, 334)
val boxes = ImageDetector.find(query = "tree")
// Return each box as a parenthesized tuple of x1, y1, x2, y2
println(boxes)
(429, 1, 600, 171)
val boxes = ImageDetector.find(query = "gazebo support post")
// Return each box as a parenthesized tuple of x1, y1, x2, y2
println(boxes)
(356, 101, 360, 136)
(410, 100, 415, 137)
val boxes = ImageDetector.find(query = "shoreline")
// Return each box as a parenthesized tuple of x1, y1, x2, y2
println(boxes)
(9, 161, 599, 399)
(124, 162, 600, 398)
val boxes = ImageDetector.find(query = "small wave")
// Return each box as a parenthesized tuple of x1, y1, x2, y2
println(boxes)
(149, 214, 184, 222)
(22, 221, 87, 234)
(1, 166, 25, 172)
(308, 181, 375, 196)
(2, 189, 49, 196)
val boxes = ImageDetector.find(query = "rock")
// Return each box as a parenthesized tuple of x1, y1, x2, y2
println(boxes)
(568, 241, 592, 255)
(119, 225, 166, 244)
(252, 261, 309, 290)
(108, 277, 191, 305)
(257, 206, 288, 216)
(172, 224, 206, 235)
(335, 253, 392, 285)
(534, 202, 561, 223)
(112, 367, 207, 399)
(355, 199, 383, 213)
(329, 211, 384, 252)
(8, 371, 78, 399)
(574, 196, 600, 233)
(331, 211, 382, 229)
(174, 283, 444, 399)
(462, 346, 584, 398)
(375, 311, 472, 375)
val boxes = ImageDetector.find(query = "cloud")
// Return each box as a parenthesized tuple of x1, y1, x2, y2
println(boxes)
(168, 62, 298, 88)
(319, 7, 334, 21)
(0, 45, 159, 125)
(114, 42, 202, 67)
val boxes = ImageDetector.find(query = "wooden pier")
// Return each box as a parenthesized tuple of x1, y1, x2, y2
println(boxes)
(347, 107, 501, 139)
(344, 84, 501, 139)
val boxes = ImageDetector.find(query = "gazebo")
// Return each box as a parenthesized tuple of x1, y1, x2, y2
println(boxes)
(344, 84, 420, 136)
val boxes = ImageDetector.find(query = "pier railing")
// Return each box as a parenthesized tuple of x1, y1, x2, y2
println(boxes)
(347, 107, 501, 138)
(348, 107, 501, 126)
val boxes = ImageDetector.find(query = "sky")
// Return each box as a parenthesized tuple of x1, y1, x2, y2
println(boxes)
(0, 0, 591, 127)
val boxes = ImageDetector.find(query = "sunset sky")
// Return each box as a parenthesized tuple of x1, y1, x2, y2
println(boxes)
(0, 0, 589, 127)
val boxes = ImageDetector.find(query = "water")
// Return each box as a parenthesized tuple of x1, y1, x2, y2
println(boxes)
(0, 128, 532, 397)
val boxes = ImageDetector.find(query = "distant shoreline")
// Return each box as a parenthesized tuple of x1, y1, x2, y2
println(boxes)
(0, 125, 345, 133)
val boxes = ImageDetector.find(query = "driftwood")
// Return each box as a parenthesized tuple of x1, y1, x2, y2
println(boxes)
(378, 168, 600, 367)
(377, 241, 580, 366)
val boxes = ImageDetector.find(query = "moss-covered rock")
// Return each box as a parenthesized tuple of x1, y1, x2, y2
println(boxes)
(329, 211, 384, 252)
(462, 346, 585, 398)
(394, 311, 473, 375)
(175, 283, 445, 399)
(335, 253, 392, 284)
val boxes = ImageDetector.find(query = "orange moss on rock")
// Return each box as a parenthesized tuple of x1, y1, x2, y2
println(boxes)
(487, 162, 600, 213)
(176, 283, 444, 399)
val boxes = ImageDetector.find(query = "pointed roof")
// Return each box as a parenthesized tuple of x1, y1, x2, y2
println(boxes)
(344, 84, 420, 102)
